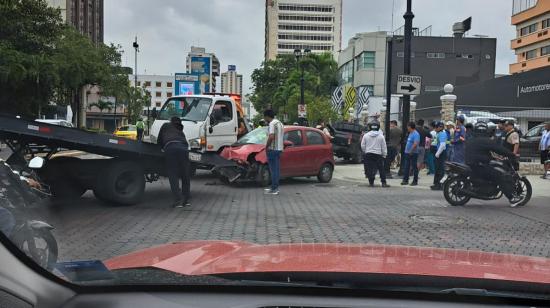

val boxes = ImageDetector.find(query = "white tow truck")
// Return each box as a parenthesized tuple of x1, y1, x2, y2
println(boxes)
(150, 94, 251, 171)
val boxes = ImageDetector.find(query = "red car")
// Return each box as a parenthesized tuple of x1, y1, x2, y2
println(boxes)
(220, 126, 335, 185)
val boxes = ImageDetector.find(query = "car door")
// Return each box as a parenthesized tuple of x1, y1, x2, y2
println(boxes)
(280, 128, 306, 177)
(207, 100, 238, 151)
(303, 129, 328, 175)
(521, 125, 543, 159)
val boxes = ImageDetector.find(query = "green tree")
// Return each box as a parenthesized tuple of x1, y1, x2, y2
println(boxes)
(250, 52, 340, 124)
(88, 100, 113, 113)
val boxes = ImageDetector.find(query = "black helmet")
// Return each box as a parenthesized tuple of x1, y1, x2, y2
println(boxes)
(473, 121, 489, 136)
(368, 122, 380, 131)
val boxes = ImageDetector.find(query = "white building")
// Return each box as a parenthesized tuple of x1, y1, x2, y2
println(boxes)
(129, 75, 174, 109)
(220, 66, 243, 95)
(242, 96, 258, 119)
(265, 0, 342, 60)
(338, 31, 388, 97)
(185, 46, 220, 93)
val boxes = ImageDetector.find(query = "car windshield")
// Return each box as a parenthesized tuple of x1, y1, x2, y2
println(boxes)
(3, 0, 550, 299)
(235, 127, 268, 145)
(158, 97, 212, 122)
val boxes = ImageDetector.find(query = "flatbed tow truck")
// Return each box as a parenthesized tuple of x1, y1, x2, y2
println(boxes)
(0, 114, 241, 205)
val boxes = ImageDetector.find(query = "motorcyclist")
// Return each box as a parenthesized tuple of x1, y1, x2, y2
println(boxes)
(465, 122, 522, 207)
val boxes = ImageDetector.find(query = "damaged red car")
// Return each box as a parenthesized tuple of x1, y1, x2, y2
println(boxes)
(220, 126, 335, 185)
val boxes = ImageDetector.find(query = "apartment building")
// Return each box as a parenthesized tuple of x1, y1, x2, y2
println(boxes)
(47, 0, 104, 44)
(185, 46, 221, 93)
(129, 75, 174, 109)
(220, 66, 243, 95)
(510, 0, 550, 73)
(265, 0, 342, 60)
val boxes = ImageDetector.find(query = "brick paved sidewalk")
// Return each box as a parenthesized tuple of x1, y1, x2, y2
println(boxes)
(34, 170, 550, 262)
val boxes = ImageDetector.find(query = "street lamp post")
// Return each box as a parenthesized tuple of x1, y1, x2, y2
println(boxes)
(294, 48, 311, 126)
(402, 0, 414, 145)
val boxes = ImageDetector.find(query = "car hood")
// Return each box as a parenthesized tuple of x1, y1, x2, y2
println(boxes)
(220, 144, 266, 161)
(104, 241, 550, 284)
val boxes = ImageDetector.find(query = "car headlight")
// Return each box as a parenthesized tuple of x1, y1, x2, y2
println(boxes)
(189, 138, 201, 149)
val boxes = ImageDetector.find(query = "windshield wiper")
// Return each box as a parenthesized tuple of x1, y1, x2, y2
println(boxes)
(181, 118, 197, 124)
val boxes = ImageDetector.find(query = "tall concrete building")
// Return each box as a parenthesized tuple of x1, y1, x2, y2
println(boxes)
(129, 75, 174, 109)
(47, 0, 104, 44)
(338, 31, 496, 97)
(510, 0, 550, 74)
(185, 47, 220, 93)
(264, 0, 342, 60)
(220, 66, 243, 95)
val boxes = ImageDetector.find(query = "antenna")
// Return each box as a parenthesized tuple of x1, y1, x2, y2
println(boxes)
(391, 0, 395, 32)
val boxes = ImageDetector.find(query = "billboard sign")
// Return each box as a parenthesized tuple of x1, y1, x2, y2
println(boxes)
(174, 73, 200, 96)
(228, 65, 236, 72)
(190, 56, 211, 93)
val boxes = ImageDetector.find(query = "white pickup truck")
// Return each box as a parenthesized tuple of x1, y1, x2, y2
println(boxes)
(150, 94, 251, 168)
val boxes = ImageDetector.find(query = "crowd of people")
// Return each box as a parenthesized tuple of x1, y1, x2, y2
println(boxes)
(360, 116, 550, 197)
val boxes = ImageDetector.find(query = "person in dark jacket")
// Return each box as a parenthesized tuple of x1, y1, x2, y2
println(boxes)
(158, 117, 191, 208)
(466, 122, 521, 207)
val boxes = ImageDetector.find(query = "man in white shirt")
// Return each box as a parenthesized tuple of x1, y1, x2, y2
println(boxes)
(540, 122, 550, 179)
(264, 110, 284, 195)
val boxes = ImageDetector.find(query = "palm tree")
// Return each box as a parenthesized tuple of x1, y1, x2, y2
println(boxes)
(89, 100, 113, 113)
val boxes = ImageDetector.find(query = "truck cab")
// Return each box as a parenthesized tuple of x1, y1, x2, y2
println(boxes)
(150, 94, 250, 153)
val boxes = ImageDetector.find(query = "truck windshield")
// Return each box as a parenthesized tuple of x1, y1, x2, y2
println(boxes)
(158, 97, 212, 122)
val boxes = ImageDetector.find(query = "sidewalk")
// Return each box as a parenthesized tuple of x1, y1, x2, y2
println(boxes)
(333, 162, 550, 197)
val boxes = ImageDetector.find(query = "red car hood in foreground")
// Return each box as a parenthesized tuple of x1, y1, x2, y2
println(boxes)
(104, 241, 550, 284)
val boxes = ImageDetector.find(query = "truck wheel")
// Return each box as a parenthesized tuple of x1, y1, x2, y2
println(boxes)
(96, 161, 145, 206)
(40, 157, 86, 199)
(256, 164, 271, 187)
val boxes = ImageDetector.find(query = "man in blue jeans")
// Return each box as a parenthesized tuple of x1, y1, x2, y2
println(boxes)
(264, 110, 284, 195)
(401, 122, 420, 186)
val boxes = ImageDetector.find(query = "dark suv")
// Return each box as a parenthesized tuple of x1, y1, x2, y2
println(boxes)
(520, 124, 545, 161)
(331, 122, 365, 164)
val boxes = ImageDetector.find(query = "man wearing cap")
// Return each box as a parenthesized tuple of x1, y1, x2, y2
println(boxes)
(361, 122, 389, 187)
(451, 116, 466, 164)
(431, 122, 448, 190)
(494, 119, 506, 145)
(540, 122, 550, 179)
(503, 120, 520, 170)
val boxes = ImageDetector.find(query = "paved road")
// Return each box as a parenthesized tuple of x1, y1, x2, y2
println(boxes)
(32, 164, 550, 262)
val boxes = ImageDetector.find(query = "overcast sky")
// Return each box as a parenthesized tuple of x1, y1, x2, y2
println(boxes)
(104, 0, 516, 95)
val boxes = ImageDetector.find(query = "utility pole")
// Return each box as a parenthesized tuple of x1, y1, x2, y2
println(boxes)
(133, 37, 141, 130)
(384, 37, 393, 143)
(402, 0, 414, 146)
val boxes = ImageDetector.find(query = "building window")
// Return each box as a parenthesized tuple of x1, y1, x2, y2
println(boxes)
(155, 91, 162, 97)
(278, 33, 333, 41)
(456, 53, 473, 59)
(541, 45, 550, 56)
(278, 14, 333, 22)
(513, 0, 537, 15)
(156, 82, 162, 87)
(365, 85, 374, 95)
(136, 81, 141, 86)
(396, 51, 415, 58)
(358, 51, 376, 69)
(543, 18, 550, 29)
(278, 24, 333, 32)
(425, 85, 443, 92)
(278, 43, 333, 51)
(144, 81, 151, 87)
(520, 23, 538, 36)
(167, 92, 173, 98)
(155, 102, 162, 107)
(427, 52, 445, 59)
(339, 61, 353, 84)
(167, 82, 173, 87)
(525, 49, 537, 59)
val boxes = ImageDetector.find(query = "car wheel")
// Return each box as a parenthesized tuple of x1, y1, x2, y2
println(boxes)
(256, 164, 271, 187)
(317, 163, 333, 183)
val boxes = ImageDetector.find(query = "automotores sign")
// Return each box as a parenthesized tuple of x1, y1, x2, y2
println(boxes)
(517, 82, 550, 97)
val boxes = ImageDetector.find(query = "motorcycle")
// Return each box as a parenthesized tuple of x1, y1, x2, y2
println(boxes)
(443, 158, 532, 207)
(1, 157, 58, 270)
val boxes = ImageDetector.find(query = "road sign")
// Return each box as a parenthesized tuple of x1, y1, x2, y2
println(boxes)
(397, 74, 422, 95)
(298, 104, 307, 117)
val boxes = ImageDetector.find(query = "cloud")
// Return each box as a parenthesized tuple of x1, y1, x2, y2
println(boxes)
(104, 0, 515, 95)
